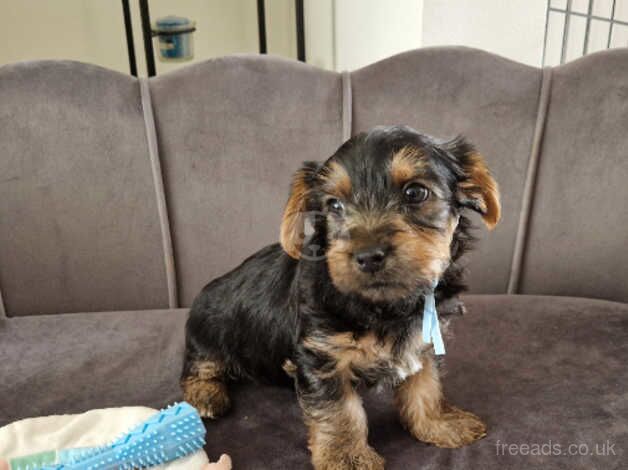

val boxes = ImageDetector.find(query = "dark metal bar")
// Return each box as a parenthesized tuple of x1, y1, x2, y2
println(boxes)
(607, 0, 617, 48)
(257, 0, 267, 54)
(582, 0, 594, 54)
(542, 0, 552, 66)
(153, 27, 196, 36)
(139, 0, 156, 77)
(295, 0, 306, 62)
(560, 0, 572, 64)
(121, 0, 137, 76)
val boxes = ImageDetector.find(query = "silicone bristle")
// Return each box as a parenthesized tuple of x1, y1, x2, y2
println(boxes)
(41, 402, 206, 470)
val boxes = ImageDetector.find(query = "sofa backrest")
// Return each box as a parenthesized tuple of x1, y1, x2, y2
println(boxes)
(148, 56, 344, 306)
(0, 62, 170, 316)
(518, 50, 628, 302)
(1, 47, 627, 316)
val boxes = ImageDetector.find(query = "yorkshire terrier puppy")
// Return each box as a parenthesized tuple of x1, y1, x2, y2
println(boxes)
(182, 126, 500, 469)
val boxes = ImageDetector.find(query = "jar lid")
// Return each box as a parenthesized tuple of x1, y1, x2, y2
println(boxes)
(153, 15, 196, 33)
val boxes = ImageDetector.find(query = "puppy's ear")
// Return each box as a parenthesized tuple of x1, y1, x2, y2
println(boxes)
(280, 161, 320, 259)
(445, 137, 501, 230)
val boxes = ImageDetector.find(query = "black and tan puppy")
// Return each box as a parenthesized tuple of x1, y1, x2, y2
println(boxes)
(182, 126, 500, 469)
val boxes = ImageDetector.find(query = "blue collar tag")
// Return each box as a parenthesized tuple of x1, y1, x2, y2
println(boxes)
(422, 281, 446, 355)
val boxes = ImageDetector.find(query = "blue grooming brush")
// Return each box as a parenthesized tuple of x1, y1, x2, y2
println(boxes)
(39, 402, 206, 470)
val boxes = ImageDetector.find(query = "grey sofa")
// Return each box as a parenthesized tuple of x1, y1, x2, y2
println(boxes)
(1, 46, 627, 469)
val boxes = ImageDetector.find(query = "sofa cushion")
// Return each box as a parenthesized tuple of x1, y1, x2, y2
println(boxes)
(350, 47, 543, 294)
(2, 295, 626, 468)
(520, 49, 628, 303)
(0, 61, 169, 316)
(149, 55, 345, 306)
(0, 308, 187, 425)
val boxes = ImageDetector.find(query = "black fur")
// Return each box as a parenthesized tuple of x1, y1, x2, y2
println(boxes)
(183, 125, 487, 407)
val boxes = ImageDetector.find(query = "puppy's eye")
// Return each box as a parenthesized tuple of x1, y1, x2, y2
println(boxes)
(326, 198, 344, 214)
(403, 183, 430, 203)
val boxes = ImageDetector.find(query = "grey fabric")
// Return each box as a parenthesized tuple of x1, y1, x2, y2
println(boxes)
(341, 71, 352, 141)
(149, 55, 344, 306)
(507, 67, 553, 294)
(350, 47, 543, 294)
(0, 308, 188, 425)
(139, 78, 179, 308)
(3, 296, 625, 470)
(520, 49, 628, 303)
(0, 61, 169, 316)
(0, 289, 6, 318)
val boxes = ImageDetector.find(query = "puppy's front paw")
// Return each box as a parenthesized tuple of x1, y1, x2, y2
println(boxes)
(312, 445, 385, 470)
(181, 377, 231, 419)
(348, 446, 385, 470)
(410, 404, 487, 448)
(192, 395, 231, 419)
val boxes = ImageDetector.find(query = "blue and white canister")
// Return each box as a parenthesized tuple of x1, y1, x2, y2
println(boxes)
(153, 15, 195, 62)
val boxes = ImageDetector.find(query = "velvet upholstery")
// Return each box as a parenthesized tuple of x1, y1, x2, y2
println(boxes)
(519, 50, 628, 303)
(0, 61, 169, 316)
(149, 55, 344, 306)
(0, 308, 187, 424)
(1, 296, 626, 470)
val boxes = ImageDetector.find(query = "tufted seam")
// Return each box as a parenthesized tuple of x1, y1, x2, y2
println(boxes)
(507, 67, 553, 294)
(341, 71, 352, 142)
(139, 78, 179, 308)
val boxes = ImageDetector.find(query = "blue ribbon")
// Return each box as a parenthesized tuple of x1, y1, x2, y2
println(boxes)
(422, 280, 446, 355)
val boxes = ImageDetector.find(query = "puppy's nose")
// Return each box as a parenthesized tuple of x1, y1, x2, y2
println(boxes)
(354, 246, 388, 273)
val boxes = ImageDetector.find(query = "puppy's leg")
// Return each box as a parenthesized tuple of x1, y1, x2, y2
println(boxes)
(394, 354, 486, 448)
(181, 355, 231, 419)
(297, 372, 384, 470)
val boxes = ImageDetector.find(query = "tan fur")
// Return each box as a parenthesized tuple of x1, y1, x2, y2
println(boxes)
(280, 161, 352, 259)
(390, 146, 425, 186)
(305, 376, 384, 469)
(280, 168, 310, 259)
(303, 331, 427, 385)
(282, 358, 297, 377)
(326, 214, 458, 302)
(458, 152, 501, 230)
(181, 359, 230, 418)
(395, 355, 487, 448)
(304, 332, 393, 379)
(391, 215, 457, 282)
(325, 239, 358, 294)
(321, 160, 352, 198)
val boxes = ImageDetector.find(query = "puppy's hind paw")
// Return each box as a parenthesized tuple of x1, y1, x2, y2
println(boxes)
(312, 445, 385, 470)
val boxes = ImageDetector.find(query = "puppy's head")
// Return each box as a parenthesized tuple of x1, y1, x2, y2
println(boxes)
(280, 126, 500, 302)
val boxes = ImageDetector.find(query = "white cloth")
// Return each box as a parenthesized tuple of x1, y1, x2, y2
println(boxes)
(0, 406, 209, 469)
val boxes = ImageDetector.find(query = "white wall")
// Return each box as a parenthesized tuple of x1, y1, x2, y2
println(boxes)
(333, 0, 423, 71)
(421, 0, 547, 67)
(307, 0, 547, 71)
(6, 1, 605, 76)
(266, 0, 297, 60)
(1, 0, 129, 73)
(304, 0, 335, 70)
(0, 0, 293, 76)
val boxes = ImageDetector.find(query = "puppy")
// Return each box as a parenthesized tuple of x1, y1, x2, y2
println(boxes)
(181, 126, 500, 469)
